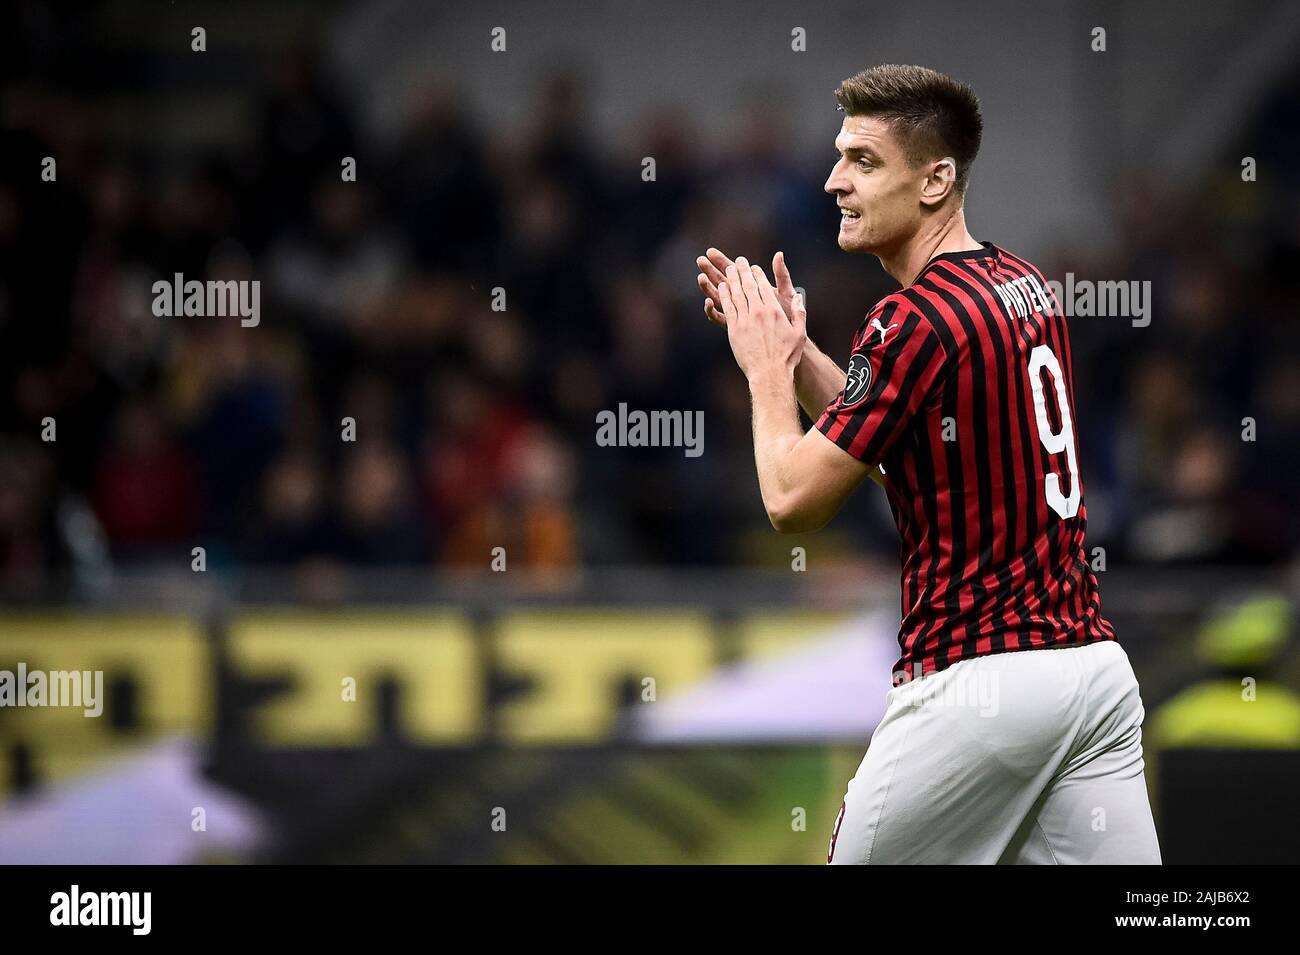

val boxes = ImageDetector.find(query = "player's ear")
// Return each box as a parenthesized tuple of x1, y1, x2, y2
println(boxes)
(919, 157, 957, 208)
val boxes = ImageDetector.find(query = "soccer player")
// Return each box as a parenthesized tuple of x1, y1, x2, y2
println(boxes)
(696, 64, 1161, 864)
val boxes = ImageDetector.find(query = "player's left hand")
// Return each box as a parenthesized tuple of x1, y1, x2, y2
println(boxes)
(698, 249, 799, 329)
(719, 257, 806, 381)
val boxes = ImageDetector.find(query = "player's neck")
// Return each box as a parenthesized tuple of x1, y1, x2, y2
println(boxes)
(882, 209, 982, 288)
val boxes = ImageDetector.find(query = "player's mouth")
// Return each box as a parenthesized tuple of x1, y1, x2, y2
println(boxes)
(839, 207, 861, 223)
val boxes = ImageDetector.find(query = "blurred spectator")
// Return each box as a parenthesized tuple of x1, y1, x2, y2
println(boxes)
(339, 440, 426, 564)
(265, 178, 405, 333)
(245, 449, 337, 564)
(92, 399, 199, 553)
(0, 438, 109, 595)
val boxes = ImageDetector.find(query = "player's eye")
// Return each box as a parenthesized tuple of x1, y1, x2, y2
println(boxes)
(856, 158, 872, 170)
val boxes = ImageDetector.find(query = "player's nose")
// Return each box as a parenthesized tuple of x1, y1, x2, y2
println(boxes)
(824, 163, 848, 195)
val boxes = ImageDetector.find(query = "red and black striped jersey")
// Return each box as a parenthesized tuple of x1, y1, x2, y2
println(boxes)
(815, 241, 1115, 685)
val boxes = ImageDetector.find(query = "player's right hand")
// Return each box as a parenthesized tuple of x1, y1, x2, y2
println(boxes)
(697, 249, 799, 329)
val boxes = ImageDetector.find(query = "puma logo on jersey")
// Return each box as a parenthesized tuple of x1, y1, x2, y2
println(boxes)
(869, 317, 898, 346)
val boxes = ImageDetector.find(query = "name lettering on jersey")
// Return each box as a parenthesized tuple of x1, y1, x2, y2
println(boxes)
(993, 274, 1054, 319)
(996, 272, 1152, 327)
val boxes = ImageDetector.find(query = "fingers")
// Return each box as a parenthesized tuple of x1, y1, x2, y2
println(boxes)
(773, 251, 795, 299)
(697, 250, 730, 289)
(697, 271, 720, 304)
(699, 270, 729, 326)
(718, 274, 743, 324)
(743, 259, 780, 312)
(749, 262, 777, 302)
(704, 247, 733, 279)
(789, 288, 808, 341)
(696, 258, 724, 291)
(703, 298, 725, 326)
(699, 249, 788, 321)
(734, 257, 765, 311)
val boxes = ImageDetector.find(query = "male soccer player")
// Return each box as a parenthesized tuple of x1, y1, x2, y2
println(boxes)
(696, 64, 1161, 864)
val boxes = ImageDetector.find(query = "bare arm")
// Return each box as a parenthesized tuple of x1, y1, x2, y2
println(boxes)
(698, 248, 885, 489)
(792, 335, 846, 420)
(717, 260, 876, 532)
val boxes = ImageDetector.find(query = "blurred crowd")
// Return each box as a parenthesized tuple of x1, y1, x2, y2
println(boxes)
(2, 52, 1299, 596)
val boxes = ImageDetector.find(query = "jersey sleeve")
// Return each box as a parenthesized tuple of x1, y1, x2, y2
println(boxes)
(814, 297, 950, 466)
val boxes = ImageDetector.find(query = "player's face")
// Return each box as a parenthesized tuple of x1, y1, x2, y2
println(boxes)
(824, 115, 925, 255)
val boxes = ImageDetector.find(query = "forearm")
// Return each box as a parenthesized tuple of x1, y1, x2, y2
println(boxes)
(794, 335, 886, 490)
(793, 335, 846, 419)
(748, 369, 808, 528)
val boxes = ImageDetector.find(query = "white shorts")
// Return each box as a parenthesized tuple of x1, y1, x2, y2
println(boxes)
(827, 639, 1162, 864)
